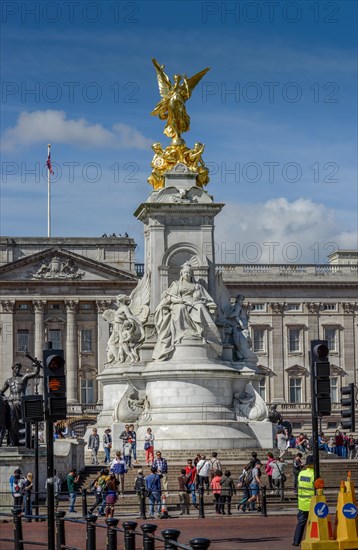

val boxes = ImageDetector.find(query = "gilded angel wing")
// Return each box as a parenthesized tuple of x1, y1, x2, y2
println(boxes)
(152, 58, 172, 98)
(129, 270, 151, 323)
(186, 67, 210, 97)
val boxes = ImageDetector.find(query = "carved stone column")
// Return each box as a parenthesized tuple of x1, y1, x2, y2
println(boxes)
(307, 302, 320, 340)
(65, 300, 79, 404)
(0, 300, 15, 389)
(33, 300, 46, 394)
(270, 302, 285, 403)
(96, 300, 112, 404)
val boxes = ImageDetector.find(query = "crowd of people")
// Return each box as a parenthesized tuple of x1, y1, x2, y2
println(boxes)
(275, 427, 356, 459)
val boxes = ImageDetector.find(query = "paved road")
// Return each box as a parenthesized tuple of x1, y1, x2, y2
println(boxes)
(0, 513, 298, 549)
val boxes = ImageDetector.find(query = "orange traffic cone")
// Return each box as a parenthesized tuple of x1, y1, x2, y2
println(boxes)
(161, 494, 169, 519)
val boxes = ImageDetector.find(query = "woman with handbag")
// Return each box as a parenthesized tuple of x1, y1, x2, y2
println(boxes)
(144, 427, 155, 466)
(271, 456, 288, 498)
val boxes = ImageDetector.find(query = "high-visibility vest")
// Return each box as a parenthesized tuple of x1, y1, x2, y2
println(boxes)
(297, 468, 315, 511)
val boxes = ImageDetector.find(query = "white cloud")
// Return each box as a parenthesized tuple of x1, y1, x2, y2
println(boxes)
(1, 110, 152, 151)
(215, 197, 357, 264)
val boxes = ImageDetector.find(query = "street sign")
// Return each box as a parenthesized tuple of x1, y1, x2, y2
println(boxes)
(342, 503, 358, 519)
(314, 502, 329, 518)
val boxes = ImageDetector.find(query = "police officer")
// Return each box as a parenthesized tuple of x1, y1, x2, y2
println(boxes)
(292, 455, 315, 546)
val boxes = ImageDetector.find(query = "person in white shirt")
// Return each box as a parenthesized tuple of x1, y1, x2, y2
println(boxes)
(196, 455, 212, 493)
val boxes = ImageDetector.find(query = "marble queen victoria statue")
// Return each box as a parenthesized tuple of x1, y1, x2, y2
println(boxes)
(153, 263, 222, 361)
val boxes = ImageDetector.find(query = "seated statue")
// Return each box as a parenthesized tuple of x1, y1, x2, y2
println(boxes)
(153, 262, 222, 361)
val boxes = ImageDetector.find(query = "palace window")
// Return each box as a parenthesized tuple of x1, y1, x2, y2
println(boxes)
(81, 379, 95, 404)
(17, 329, 29, 352)
(258, 378, 266, 400)
(289, 378, 302, 403)
(286, 303, 301, 311)
(324, 327, 338, 352)
(252, 328, 265, 352)
(80, 303, 92, 310)
(330, 377, 338, 403)
(48, 303, 61, 310)
(81, 329, 92, 353)
(288, 328, 301, 353)
(323, 304, 336, 311)
(48, 329, 61, 349)
(18, 303, 29, 310)
(252, 303, 266, 311)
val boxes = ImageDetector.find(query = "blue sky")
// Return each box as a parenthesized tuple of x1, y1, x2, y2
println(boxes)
(1, 0, 357, 263)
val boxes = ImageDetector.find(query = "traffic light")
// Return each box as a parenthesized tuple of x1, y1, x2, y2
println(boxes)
(341, 383, 355, 431)
(310, 339, 331, 416)
(43, 348, 67, 420)
(21, 395, 44, 422)
(18, 421, 32, 448)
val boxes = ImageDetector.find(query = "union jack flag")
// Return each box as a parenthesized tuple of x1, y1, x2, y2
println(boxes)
(47, 151, 54, 174)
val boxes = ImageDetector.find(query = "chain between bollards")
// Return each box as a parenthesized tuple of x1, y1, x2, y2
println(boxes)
(106, 517, 119, 550)
(55, 510, 66, 550)
(13, 506, 24, 550)
(161, 528, 181, 550)
(141, 523, 157, 550)
(86, 513, 97, 550)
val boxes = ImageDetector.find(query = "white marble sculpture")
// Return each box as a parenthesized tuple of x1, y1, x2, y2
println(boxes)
(152, 262, 222, 361)
(233, 382, 268, 421)
(224, 294, 258, 364)
(103, 272, 150, 364)
(112, 383, 150, 423)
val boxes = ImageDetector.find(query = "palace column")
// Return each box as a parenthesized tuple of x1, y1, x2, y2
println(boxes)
(342, 302, 357, 385)
(96, 300, 112, 404)
(270, 302, 286, 403)
(65, 300, 79, 404)
(33, 300, 46, 394)
(0, 300, 15, 388)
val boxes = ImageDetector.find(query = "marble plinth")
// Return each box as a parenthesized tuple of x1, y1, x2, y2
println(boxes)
(96, 357, 272, 451)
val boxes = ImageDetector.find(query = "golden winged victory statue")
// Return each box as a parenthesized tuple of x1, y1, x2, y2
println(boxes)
(149, 59, 211, 190)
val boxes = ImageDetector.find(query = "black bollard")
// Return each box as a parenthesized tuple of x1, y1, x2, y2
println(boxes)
(82, 488, 88, 517)
(261, 486, 268, 517)
(13, 506, 24, 550)
(189, 538, 211, 550)
(25, 491, 32, 522)
(161, 529, 181, 550)
(140, 486, 147, 519)
(106, 517, 119, 550)
(198, 485, 205, 519)
(86, 514, 97, 550)
(122, 520, 137, 550)
(140, 523, 157, 550)
(55, 510, 66, 550)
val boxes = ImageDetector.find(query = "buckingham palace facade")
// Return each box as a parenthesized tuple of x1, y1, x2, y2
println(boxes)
(0, 237, 357, 432)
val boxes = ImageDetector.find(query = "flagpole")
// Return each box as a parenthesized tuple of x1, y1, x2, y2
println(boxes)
(47, 143, 51, 238)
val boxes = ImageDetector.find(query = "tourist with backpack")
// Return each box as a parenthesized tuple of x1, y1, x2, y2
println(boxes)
(219, 469, 236, 515)
(89, 473, 105, 514)
(237, 469, 250, 512)
(134, 469, 146, 516)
